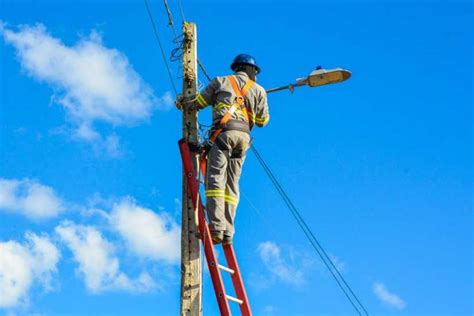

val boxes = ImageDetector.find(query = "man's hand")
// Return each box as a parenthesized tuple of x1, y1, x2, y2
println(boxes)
(175, 94, 185, 110)
(175, 94, 198, 111)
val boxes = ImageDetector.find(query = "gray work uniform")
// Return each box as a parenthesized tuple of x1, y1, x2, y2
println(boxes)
(194, 71, 269, 238)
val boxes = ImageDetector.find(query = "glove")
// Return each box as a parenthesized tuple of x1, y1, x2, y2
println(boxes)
(175, 94, 185, 110)
(175, 94, 198, 111)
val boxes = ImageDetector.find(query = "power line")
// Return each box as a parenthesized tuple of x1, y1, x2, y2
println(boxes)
(176, 0, 187, 22)
(144, 0, 178, 96)
(198, 59, 212, 82)
(250, 144, 369, 316)
(160, 0, 212, 83)
(163, 0, 179, 39)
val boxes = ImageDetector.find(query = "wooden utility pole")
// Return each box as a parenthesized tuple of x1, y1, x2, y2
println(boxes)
(180, 22, 202, 316)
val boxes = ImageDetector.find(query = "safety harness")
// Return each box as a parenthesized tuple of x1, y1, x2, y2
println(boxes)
(199, 75, 254, 176)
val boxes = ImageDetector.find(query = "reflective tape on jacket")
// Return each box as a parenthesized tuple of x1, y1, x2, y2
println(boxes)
(254, 115, 270, 126)
(214, 102, 246, 115)
(196, 93, 208, 108)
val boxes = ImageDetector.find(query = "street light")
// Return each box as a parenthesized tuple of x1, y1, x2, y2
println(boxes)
(266, 66, 351, 94)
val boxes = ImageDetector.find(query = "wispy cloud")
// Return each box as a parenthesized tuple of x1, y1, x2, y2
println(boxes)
(329, 254, 346, 273)
(256, 241, 306, 286)
(109, 198, 180, 264)
(55, 221, 156, 294)
(0, 22, 171, 155)
(0, 232, 60, 308)
(0, 178, 65, 220)
(263, 305, 278, 314)
(373, 282, 406, 310)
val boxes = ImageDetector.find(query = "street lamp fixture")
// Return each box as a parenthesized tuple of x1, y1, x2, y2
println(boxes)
(266, 66, 351, 94)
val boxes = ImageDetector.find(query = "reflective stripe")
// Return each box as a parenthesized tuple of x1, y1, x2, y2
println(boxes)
(205, 190, 238, 205)
(224, 196, 238, 205)
(254, 115, 270, 125)
(206, 193, 226, 198)
(196, 94, 208, 107)
(214, 103, 228, 110)
(205, 189, 226, 198)
(248, 113, 256, 122)
(205, 189, 225, 195)
(214, 102, 246, 115)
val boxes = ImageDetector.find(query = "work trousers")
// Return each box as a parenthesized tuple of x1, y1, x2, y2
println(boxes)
(205, 130, 250, 238)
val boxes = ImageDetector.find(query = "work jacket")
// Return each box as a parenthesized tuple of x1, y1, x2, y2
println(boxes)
(195, 71, 270, 129)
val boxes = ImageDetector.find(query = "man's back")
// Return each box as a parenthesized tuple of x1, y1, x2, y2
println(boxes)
(196, 71, 270, 128)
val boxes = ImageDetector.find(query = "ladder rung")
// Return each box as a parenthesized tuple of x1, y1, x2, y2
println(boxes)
(218, 264, 235, 275)
(226, 294, 243, 305)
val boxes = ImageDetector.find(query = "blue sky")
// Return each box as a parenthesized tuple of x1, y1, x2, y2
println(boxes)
(0, 0, 472, 315)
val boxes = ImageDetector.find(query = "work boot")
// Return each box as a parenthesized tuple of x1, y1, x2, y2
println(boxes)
(211, 231, 223, 244)
(222, 235, 232, 245)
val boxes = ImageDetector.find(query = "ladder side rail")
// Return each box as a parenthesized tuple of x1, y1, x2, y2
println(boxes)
(223, 244, 252, 316)
(179, 139, 232, 316)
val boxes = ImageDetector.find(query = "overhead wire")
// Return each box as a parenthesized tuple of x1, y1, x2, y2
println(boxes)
(163, 0, 179, 40)
(159, 0, 212, 130)
(144, 0, 178, 96)
(250, 144, 369, 316)
(164, 0, 212, 83)
(176, 0, 187, 22)
(198, 59, 212, 82)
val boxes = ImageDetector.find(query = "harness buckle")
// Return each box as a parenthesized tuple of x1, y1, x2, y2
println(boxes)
(235, 96, 245, 106)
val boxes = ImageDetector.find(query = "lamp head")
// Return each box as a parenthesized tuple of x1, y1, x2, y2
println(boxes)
(306, 67, 351, 87)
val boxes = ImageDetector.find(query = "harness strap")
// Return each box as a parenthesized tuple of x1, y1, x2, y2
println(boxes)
(230, 76, 254, 123)
(200, 76, 255, 177)
(227, 75, 243, 97)
(208, 76, 254, 142)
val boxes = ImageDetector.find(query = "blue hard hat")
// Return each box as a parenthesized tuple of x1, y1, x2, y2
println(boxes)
(231, 54, 261, 74)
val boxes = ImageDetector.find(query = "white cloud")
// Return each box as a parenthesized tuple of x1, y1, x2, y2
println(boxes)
(55, 221, 156, 293)
(373, 282, 406, 310)
(0, 178, 65, 220)
(263, 305, 277, 314)
(0, 232, 60, 308)
(329, 254, 346, 273)
(1, 22, 171, 153)
(257, 241, 305, 286)
(159, 91, 174, 110)
(109, 198, 180, 264)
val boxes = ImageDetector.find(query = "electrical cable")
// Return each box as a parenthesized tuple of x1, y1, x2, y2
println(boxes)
(176, 0, 187, 22)
(198, 59, 212, 82)
(144, 0, 178, 96)
(162, 0, 212, 86)
(250, 144, 369, 316)
(163, 0, 179, 39)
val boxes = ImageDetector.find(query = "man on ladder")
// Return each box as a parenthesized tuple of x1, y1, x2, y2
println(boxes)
(179, 54, 270, 245)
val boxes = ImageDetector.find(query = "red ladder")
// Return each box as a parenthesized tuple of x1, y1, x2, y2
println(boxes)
(179, 139, 252, 316)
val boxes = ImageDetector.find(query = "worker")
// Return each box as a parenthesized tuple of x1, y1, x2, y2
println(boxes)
(178, 54, 270, 245)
